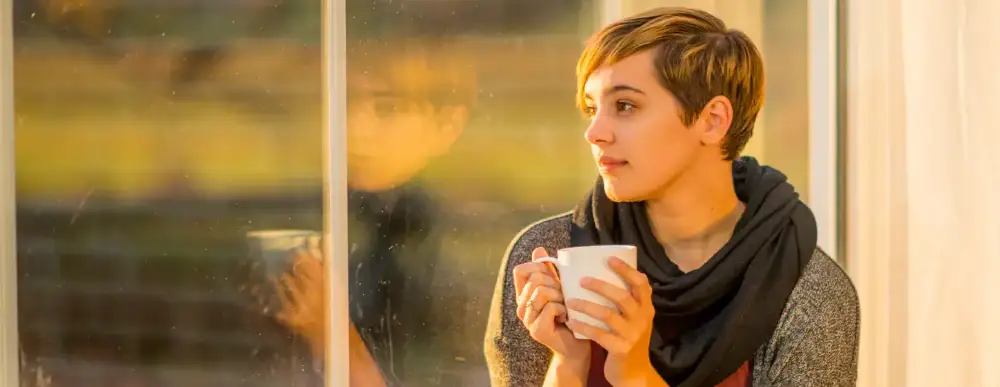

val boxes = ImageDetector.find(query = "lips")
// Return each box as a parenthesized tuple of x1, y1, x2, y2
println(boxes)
(598, 156, 628, 173)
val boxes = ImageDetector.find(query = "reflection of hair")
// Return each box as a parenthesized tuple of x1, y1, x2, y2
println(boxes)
(576, 7, 765, 160)
(346, 38, 478, 108)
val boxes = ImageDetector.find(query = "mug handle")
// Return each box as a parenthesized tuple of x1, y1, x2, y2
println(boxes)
(533, 256, 561, 281)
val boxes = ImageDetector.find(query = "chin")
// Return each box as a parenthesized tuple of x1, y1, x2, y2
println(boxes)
(601, 177, 647, 203)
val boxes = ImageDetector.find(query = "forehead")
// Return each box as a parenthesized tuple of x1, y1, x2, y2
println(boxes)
(584, 50, 657, 97)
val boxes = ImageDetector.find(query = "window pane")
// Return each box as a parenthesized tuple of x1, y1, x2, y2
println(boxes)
(344, 0, 597, 385)
(345, 0, 811, 386)
(13, 0, 326, 385)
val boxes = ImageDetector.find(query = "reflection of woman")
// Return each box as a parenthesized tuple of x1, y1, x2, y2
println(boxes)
(484, 8, 859, 387)
(341, 36, 474, 385)
(275, 31, 475, 387)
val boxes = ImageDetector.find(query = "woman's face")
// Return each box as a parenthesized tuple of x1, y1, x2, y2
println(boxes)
(582, 50, 709, 202)
(346, 43, 472, 191)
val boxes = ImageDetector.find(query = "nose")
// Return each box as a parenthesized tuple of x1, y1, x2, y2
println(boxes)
(584, 115, 614, 146)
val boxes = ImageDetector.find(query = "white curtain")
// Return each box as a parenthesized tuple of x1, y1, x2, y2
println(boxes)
(847, 0, 1000, 386)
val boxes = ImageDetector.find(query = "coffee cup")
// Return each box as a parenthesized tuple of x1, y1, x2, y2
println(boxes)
(534, 245, 638, 340)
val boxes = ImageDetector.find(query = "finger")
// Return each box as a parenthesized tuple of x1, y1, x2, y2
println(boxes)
(271, 277, 294, 310)
(516, 277, 543, 321)
(529, 302, 567, 338)
(566, 298, 630, 337)
(532, 247, 560, 280)
(513, 262, 552, 300)
(565, 318, 628, 354)
(609, 257, 652, 301)
(291, 254, 321, 280)
(531, 247, 549, 261)
(517, 272, 560, 312)
(282, 274, 305, 304)
(580, 277, 639, 318)
(522, 286, 563, 326)
(516, 267, 559, 319)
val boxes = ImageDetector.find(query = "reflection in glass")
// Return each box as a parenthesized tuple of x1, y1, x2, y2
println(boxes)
(14, 0, 325, 385)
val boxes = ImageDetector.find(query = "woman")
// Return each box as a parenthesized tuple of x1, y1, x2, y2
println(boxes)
(483, 7, 859, 387)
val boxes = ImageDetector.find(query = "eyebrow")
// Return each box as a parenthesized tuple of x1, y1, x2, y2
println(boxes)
(584, 84, 646, 99)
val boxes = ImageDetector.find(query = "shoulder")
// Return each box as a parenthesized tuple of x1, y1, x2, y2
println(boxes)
(484, 212, 573, 386)
(753, 248, 860, 386)
(788, 248, 860, 325)
(503, 211, 573, 265)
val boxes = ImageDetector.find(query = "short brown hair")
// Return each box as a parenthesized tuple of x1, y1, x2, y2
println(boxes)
(577, 7, 765, 160)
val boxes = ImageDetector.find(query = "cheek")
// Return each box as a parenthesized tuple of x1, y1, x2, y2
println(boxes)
(626, 116, 698, 179)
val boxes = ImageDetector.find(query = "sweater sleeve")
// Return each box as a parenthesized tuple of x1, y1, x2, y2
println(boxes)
(483, 214, 572, 387)
(752, 250, 861, 387)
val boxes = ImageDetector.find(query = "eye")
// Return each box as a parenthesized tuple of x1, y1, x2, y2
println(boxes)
(582, 105, 597, 117)
(616, 101, 635, 114)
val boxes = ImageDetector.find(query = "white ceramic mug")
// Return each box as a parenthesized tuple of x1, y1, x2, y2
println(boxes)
(535, 245, 638, 340)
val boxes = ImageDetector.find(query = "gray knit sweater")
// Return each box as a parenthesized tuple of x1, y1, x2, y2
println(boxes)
(483, 213, 860, 387)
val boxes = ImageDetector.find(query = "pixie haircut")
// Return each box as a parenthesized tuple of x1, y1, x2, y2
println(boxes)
(576, 7, 765, 160)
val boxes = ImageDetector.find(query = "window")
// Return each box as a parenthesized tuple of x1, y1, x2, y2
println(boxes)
(2, 0, 837, 385)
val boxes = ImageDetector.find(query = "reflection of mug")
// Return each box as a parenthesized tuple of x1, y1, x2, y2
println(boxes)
(534, 245, 638, 340)
(245, 229, 322, 315)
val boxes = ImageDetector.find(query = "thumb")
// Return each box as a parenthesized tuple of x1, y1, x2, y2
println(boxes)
(531, 247, 559, 279)
(531, 247, 550, 261)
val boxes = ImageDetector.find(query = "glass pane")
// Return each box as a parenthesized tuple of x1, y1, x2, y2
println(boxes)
(344, 0, 597, 385)
(727, 0, 812, 200)
(13, 0, 327, 385)
(344, 1, 811, 387)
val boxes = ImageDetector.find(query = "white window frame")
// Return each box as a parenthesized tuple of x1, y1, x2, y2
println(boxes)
(0, 0, 352, 385)
(601, 0, 843, 260)
(807, 0, 843, 261)
(1, 0, 19, 384)
(323, 0, 351, 385)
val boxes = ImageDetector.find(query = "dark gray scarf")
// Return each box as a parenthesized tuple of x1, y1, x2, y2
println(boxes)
(570, 157, 816, 386)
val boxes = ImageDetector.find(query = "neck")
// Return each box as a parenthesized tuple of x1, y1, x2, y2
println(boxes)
(645, 159, 743, 272)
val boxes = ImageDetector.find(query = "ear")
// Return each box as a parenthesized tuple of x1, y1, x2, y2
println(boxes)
(696, 96, 733, 147)
(428, 104, 469, 156)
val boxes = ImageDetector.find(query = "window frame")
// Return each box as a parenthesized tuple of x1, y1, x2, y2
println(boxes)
(1, 0, 19, 384)
(808, 0, 845, 261)
(323, 0, 351, 385)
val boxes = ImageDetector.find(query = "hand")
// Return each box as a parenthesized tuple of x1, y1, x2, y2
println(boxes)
(273, 250, 326, 356)
(514, 247, 592, 361)
(271, 249, 387, 387)
(565, 257, 664, 387)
